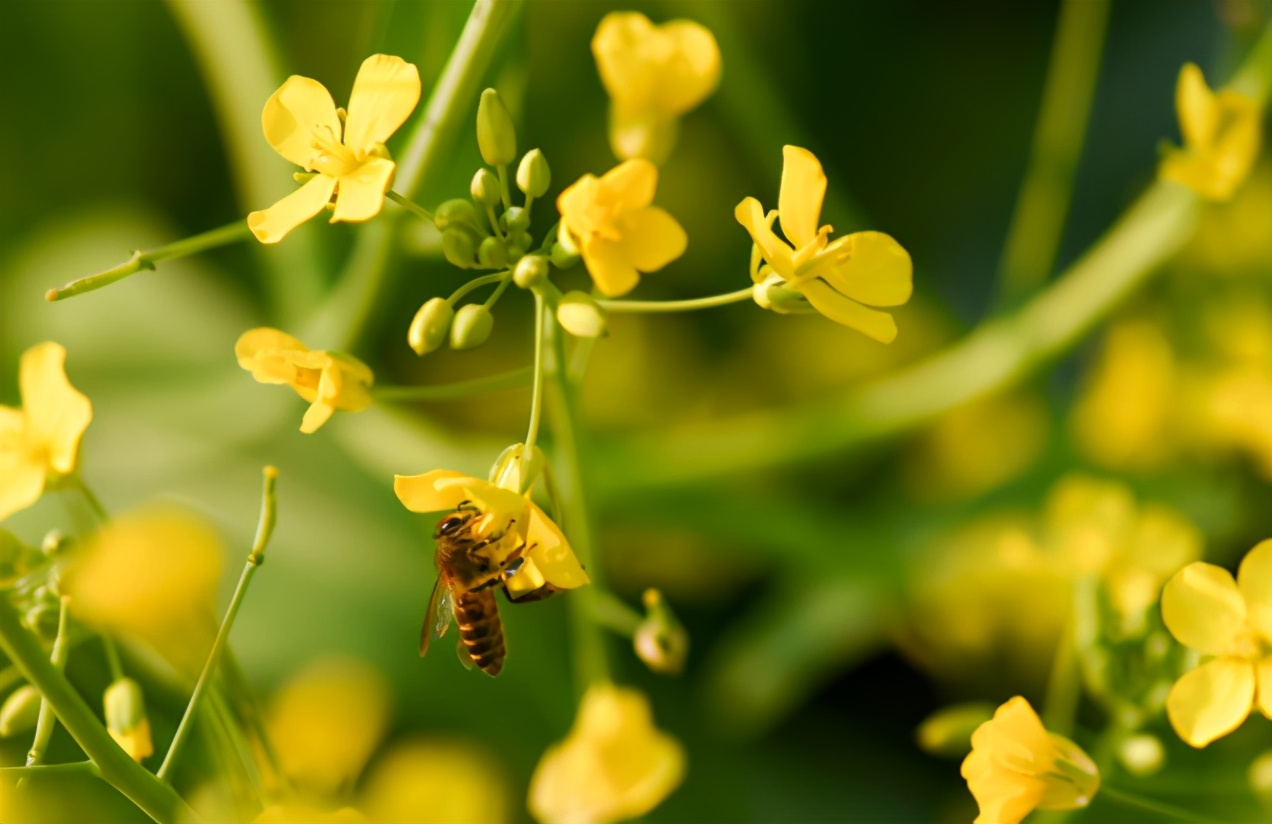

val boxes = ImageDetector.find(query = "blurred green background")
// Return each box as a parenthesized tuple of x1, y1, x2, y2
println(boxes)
(3, 1, 1272, 821)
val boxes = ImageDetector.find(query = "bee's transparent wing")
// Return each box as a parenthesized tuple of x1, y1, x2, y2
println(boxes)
(419, 577, 454, 657)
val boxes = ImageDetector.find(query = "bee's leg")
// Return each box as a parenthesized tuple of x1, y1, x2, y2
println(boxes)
(504, 582, 563, 603)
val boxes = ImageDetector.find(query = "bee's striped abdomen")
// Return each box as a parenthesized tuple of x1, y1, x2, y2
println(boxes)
(454, 589, 505, 676)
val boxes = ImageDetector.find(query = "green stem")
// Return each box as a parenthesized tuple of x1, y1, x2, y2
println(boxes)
(1098, 786, 1215, 823)
(448, 271, 509, 304)
(157, 467, 277, 782)
(0, 761, 100, 777)
(374, 366, 532, 402)
(521, 294, 547, 490)
(74, 477, 110, 523)
(592, 590, 642, 638)
(1041, 602, 1079, 736)
(26, 598, 71, 766)
(997, 0, 1110, 304)
(496, 164, 513, 210)
(596, 287, 754, 314)
(482, 274, 513, 309)
(45, 221, 250, 302)
(386, 190, 435, 223)
(102, 636, 124, 682)
(0, 598, 197, 824)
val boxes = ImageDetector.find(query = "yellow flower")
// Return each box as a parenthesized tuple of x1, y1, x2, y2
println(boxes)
(592, 12, 720, 163)
(528, 684, 684, 824)
(961, 696, 1099, 824)
(736, 146, 913, 342)
(253, 805, 367, 824)
(361, 739, 508, 824)
(248, 54, 421, 243)
(557, 159, 687, 298)
(0, 342, 92, 522)
(1158, 62, 1261, 202)
(235, 328, 373, 434)
(393, 469, 589, 599)
(1160, 539, 1272, 747)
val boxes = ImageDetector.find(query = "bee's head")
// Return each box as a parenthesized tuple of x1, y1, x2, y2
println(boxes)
(433, 501, 480, 540)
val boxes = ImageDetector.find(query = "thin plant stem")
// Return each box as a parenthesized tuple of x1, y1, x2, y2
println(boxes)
(448, 271, 509, 304)
(496, 164, 513, 210)
(74, 477, 110, 522)
(596, 287, 755, 314)
(521, 294, 547, 489)
(386, 190, 435, 223)
(375, 366, 533, 402)
(157, 466, 278, 782)
(45, 221, 250, 302)
(592, 590, 642, 638)
(482, 274, 513, 309)
(102, 636, 124, 682)
(1041, 601, 1079, 737)
(0, 761, 101, 778)
(26, 598, 71, 766)
(998, 0, 1110, 304)
(1098, 786, 1215, 823)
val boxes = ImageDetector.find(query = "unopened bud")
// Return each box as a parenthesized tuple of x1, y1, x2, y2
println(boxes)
(477, 88, 517, 166)
(0, 686, 42, 737)
(916, 703, 995, 758)
(489, 443, 546, 492)
(450, 304, 494, 350)
(513, 255, 549, 290)
(633, 589, 689, 675)
(1116, 734, 1164, 777)
(551, 242, 580, 271)
(557, 291, 607, 338)
(477, 236, 508, 269)
(434, 199, 484, 234)
(752, 274, 813, 314)
(471, 168, 502, 208)
(502, 206, 530, 233)
(442, 229, 478, 269)
(23, 602, 59, 643)
(104, 678, 153, 762)
(516, 149, 550, 199)
(408, 298, 455, 356)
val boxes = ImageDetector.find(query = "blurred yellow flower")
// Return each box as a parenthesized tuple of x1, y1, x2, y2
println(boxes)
(557, 159, 687, 298)
(736, 146, 912, 342)
(254, 805, 367, 823)
(961, 696, 1099, 824)
(361, 739, 508, 824)
(0, 342, 92, 522)
(249, 54, 421, 243)
(104, 677, 153, 762)
(235, 328, 374, 434)
(528, 684, 684, 824)
(1160, 539, 1272, 747)
(1158, 62, 1261, 202)
(592, 12, 720, 163)
(393, 469, 589, 598)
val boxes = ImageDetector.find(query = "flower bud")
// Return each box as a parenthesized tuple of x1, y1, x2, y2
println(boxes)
(471, 168, 502, 208)
(104, 678, 153, 762)
(916, 703, 994, 758)
(502, 206, 531, 233)
(434, 198, 484, 234)
(752, 274, 814, 314)
(23, 602, 59, 643)
(408, 298, 455, 356)
(633, 589, 689, 676)
(556, 292, 607, 339)
(513, 255, 550, 290)
(477, 88, 517, 166)
(516, 149, 551, 199)
(550, 242, 579, 270)
(489, 443, 546, 492)
(0, 685, 42, 737)
(450, 304, 494, 350)
(1116, 734, 1164, 777)
(442, 229, 478, 269)
(477, 237, 508, 270)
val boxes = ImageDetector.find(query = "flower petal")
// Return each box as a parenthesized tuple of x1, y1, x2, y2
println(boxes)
(617, 206, 687, 272)
(798, 279, 898, 343)
(600, 158, 658, 210)
(262, 76, 342, 169)
(1257, 655, 1272, 721)
(394, 471, 474, 513)
(249, 175, 338, 244)
(734, 197, 795, 279)
(819, 231, 914, 307)
(581, 239, 641, 298)
(1177, 63, 1218, 151)
(235, 328, 308, 365)
(524, 504, 590, 590)
(329, 354, 374, 412)
(657, 20, 722, 116)
(778, 146, 826, 249)
(342, 55, 421, 152)
(331, 158, 396, 224)
(1238, 540, 1272, 643)
(1166, 656, 1255, 747)
(0, 408, 45, 522)
(1161, 561, 1247, 655)
(300, 400, 336, 434)
(19, 342, 92, 476)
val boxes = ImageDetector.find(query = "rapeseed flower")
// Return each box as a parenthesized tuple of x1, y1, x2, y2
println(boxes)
(592, 12, 720, 163)
(557, 159, 687, 297)
(235, 328, 373, 434)
(1159, 63, 1261, 202)
(249, 54, 421, 243)
(1160, 539, 1272, 747)
(393, 469, 589, 598)
(961, 696, 1099, 824)
(0, 342, 92, 522)
(528, 684, 684, 824)
(736, 146, 912, 342)
(360, 739, 508, 824)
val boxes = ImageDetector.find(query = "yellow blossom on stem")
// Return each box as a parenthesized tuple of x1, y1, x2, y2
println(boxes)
(736, 146, 913, 343)
(0, 342, 92, 522)
(361, 739, 509, 824)
(528, 684, 684, 824)
(557, 159, 687, 298)
(1158, 62, 1261, 202)
(960, 696, 1099, 824)
(393, 469, 589, 598)
(592, 12, 720, 163)
(253, 805, 367, 824)
(1160, 539, 1272, 747)
(248, 54, 421, 243)
(235, 328, 373, 434)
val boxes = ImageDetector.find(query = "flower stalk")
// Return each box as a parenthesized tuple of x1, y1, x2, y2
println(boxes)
(26, 597, 70, 766)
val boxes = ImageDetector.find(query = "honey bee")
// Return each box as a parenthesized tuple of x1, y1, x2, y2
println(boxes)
(421, 501, 560, 676)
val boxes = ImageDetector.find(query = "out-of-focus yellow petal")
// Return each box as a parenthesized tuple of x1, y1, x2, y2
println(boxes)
(1238, 540, 1272, 642)
(592, 13, 719, 119)
(262, 76, 342, 169)
(557, 175, 600, 232)
(235, 328, 309, 374)
(342, 54, 421, 152)
(394, 470, 473, 513)
(331, 157, 396, 224)
(582, 239, 641, 298)
(599, 158, 658, 211)
(1257, 656, 1272, 720)
(329, 355, 375, 412)
(361, 739, 508, 824)
(19, 342, 92, 477)
(734, 198, 795, 279)
(616, 207, 687, 272)
(1166, 656, 1255, 747)
(1161, 561, 1247, 655)
(249, 175, 338, 244)
(254, 804, 367, 823)
(300, 401, 336, 434)
(1177, 63, 1218, 151)
(778, 146, 826, 249)
(523, 503, 590, 590)
(657, 20, 721, 116)
(1160, 64, 1261, 202)
(0, 412, 44, 521)
(799, 279, 898, 343)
